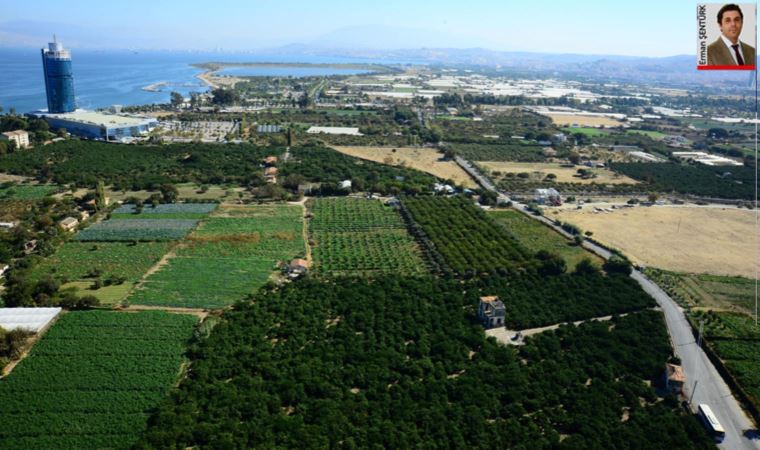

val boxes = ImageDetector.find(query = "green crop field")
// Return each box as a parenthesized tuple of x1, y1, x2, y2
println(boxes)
(645, 269, 756, 313)
(626, 129, 667, 139)
(128, 204, 305, 308)
(0, 310, 197, 450)
(0, 184, 58, 200)
(562, 127, 609, 137)
(488, 209, 602, 270)
(30, 242, 172, 283)
(75, 219, 200, 241)
(110, 203, 217, 220)
(402, 196, 533, 276)
(309, 197, 427, 275)
(690, 310, 760, 411)
(28, 242, 172, 304)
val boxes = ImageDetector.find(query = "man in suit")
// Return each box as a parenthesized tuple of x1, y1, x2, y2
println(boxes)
(707, 4, 755, 66)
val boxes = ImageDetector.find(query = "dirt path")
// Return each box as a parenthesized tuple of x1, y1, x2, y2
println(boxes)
(299, 199, 312, 264)
(486, 308, 658, 346)
(117, 305, 209, 319)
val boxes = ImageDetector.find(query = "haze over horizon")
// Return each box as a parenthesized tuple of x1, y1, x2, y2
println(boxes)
(1, 0, 699, 57)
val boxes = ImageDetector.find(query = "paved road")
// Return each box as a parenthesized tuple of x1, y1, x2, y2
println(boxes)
(512, 201, 759, 449)
(459, 156, 759, 448)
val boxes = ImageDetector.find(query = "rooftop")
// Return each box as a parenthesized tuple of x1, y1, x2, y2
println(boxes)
(0, 307, 62, 332)
(2, 130, 28, 137)
(666, 363, 685, 383)
(35, 110, 157, 128)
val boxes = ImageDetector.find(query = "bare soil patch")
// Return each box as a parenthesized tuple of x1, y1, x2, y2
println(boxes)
(555, 205, 757, 277)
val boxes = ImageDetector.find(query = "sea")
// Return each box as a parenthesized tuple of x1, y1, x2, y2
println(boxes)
(0, 49, 395, 113)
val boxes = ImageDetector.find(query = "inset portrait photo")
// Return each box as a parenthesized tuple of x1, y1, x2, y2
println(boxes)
(697, 3, 756, 70)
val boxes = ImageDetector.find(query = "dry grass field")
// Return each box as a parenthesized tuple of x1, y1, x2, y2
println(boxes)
(554, 205, 757, 278)
(332, 146, 477, 188)
(478, 162, 638, 185)
(544, 113, 622, 127)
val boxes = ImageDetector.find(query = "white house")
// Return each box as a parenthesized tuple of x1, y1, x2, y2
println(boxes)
(0, 130, 30, 149)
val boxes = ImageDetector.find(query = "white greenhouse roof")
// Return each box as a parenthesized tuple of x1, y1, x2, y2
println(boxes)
(0, 307, 62, 332)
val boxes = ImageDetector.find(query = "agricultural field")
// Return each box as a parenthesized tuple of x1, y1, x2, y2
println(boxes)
(110, 203, 218, 219)
(401, 196, 532, 276)
(645, 269, 757, 314)
(28, 242, 173, 305)
(478, 162, 637, 185)
(308, 197, 427, 275)
(106, 184, 243, 203)
(0, 310, 197, 450)
(543, 113, 622, 127)
(690, 310, 760, 412)
(488, 209, 602, 270)
(450, 143, 548, 162)
(0, 184, 58, 200)
(555, 205, 756, 278)
(610, 162, 755, 200)
(626, 129, 668, 139)
(137, 277, 710, 449)
(74, 219, 200, 241)
(561, 127, 610, 137)
(332, 146, 477, 188)
(128, 204, 305, 308)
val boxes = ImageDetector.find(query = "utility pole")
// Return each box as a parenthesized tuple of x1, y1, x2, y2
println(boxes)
(697, 320, 704, 348)
(689, 379, 699, 405)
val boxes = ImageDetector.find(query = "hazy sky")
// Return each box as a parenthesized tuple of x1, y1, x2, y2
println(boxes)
(0, 0, 714, 56)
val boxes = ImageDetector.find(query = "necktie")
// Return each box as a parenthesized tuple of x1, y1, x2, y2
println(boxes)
(731, 44, 745, 65)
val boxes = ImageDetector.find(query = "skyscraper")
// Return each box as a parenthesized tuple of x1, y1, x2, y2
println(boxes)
(41, 36, 75, 113)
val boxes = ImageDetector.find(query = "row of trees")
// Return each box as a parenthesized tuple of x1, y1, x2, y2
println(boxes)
(137, 276, 713, 449)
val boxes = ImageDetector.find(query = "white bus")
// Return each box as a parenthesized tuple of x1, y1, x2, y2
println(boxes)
(697, 404, 726, 442)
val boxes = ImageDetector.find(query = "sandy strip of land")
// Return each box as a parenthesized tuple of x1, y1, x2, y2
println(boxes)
(478, 162, 638, 185)
(196, 71, 243, 89)
(332, 146, 478, 188)
(554, 205, 758, 278)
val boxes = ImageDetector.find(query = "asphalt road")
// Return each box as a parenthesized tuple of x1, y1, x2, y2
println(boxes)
(510, 201, 759, 449)
(460, 158, 759, 449)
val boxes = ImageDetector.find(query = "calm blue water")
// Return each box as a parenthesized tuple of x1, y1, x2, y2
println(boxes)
(218, 66, 370, 77)
(0, 49, 398, 113)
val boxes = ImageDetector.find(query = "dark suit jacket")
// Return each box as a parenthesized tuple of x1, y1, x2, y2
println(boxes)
(707, 37, 756, 66)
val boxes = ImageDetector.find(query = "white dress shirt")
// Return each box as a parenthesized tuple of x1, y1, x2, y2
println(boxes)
(720, 33, 747, 64)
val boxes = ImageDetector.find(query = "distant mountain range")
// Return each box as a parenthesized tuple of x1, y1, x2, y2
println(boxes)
(1, 20, 752, 89)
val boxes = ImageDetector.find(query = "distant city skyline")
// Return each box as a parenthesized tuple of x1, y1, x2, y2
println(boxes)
(1, 0, 702, 57)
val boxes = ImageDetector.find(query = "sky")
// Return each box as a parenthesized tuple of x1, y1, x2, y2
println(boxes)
(0, 0, 717, 56)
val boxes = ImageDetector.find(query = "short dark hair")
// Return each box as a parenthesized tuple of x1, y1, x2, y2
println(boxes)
(718, 4, 743, 24)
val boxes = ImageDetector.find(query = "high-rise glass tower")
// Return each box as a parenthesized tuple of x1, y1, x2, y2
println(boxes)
(41, 36, 75, 113)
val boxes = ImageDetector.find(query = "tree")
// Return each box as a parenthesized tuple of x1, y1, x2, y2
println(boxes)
(603, 255, 632, 275)
(647, 192, 659, 203)
(95, 180, 107, 211)
(568, 152, 581, 165)
(211, 88, 239, 105)
(159, 184, 178, 203)
(536, 250, 567, 276)
(170, 91, 184, 108)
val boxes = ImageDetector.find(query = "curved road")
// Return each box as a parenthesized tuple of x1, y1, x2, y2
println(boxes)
(458, 154, 758, 449)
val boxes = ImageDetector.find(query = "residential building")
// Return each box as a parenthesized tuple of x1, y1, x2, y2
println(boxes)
(664, 363, 685, 395)
(59, 216, 79, 232)
(41, 36, 75, 113)
(535, 188, 562, 206)
(1, 130, 30, 149)
(478, 296, 506, 329)
(287, 258, 310, 279)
